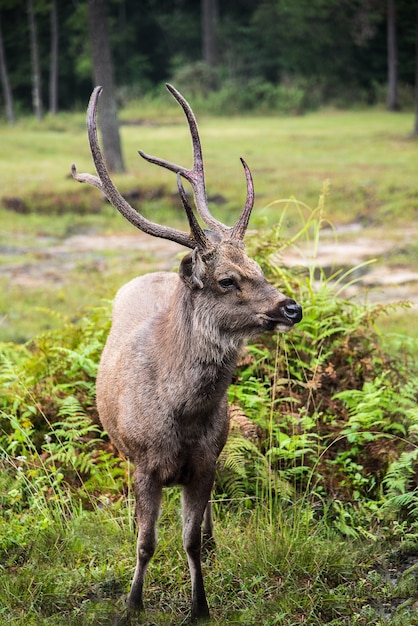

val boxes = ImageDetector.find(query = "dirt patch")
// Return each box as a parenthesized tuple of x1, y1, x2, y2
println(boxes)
(0, 232, 184, 288)
(281, 224, 418, 309)
(1, 223, 418, 307)
(1, 186, 171, 216)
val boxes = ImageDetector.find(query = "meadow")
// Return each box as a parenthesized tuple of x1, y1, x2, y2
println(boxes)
(0, 104, 417, 342)
(0, 103, 417, 624)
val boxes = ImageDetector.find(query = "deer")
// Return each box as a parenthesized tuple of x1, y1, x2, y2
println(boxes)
(72, 84, 302, 622)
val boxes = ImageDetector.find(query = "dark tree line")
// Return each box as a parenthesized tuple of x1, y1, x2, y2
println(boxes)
(0, 0, 417, 122)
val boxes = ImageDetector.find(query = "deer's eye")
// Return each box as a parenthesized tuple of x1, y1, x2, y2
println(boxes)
(218, 278, 236, 289)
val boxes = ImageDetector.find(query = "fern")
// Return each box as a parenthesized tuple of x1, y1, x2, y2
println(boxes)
(216, 433, 293, 503)
(42, 396, 103, 477)
(334, 374, 414, 442)
(383, 448, 418, 498)
(382, 490, 418, 520)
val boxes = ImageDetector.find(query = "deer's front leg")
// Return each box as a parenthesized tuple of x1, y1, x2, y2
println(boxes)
(127, 469, 162, 612)
(182, 473, 215, 621)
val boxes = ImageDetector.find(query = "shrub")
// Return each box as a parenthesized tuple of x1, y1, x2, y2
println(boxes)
(165, 72, 315, 115)
(220, 201, 417, 535)
(0, 202, 417, 539)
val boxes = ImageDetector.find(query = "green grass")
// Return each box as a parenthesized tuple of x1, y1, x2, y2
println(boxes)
(1, 218, 417, 624)
(1, 105, 417, 342)
(1, 494, 416, 626)
(1, 106, 417, 225)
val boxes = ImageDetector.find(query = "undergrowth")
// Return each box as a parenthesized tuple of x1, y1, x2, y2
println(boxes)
(0, 200, 417, 624)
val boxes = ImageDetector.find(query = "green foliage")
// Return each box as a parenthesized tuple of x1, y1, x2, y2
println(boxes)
(221, 202, 418, 539)
(0, 304, 110, 432)
(1, 0, 416, 118)
(335, 376, 416, 442)
(0, 200, 417, 623)
(217, 432, 294, 507)
(0, 303, 129, 522)
(178, 76, 309, 115)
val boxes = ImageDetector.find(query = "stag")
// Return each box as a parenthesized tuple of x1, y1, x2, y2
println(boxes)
(72, 84, 302, 621)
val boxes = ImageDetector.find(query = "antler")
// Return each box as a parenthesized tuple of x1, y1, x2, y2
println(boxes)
(229, 158, 254, 241)
(72, 84, 255, 248)
(72, 86, 204, 250)
(139, 84, 255, 241)
(138, 84, 226, 236)
(176, 174, 211, 249)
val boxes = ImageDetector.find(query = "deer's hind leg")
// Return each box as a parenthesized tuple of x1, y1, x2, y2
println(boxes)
(127, 468, 162, 612)
(202, 500, 216, 554)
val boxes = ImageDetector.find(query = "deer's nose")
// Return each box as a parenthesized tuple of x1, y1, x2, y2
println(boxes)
(283, 300, 303, 324)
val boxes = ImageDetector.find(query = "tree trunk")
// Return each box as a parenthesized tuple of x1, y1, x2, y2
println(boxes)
(202, 0, 218, 67)
(387, 0, 399, 111)
(87, 0, 125, 173)
(49, 0, 58, 115)
(0, 14, 14, 124)
(27, 0, 43, 120)
(414, 2, 418, 135)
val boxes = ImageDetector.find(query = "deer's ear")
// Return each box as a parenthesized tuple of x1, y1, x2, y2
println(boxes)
(179, 249, 207, 289)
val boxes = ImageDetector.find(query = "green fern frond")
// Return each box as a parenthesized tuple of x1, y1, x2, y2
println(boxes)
(217, 433, 293, 504)
(383, 448, 418, 497)
(383, 490, 418, 518)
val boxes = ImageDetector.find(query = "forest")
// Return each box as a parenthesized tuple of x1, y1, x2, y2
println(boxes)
(0, 0, 417, 120)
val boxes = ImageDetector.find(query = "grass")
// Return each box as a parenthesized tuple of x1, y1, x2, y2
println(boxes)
(1, 106, 417, 225)
(72, 106, 416, 226)
(0, 210, 417, 624)
(0, 234, 169, 343)
(1, 491, 416, 626)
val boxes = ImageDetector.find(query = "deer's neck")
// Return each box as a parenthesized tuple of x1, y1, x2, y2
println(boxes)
(151, 283, 241, 409)
(170, 283, 241, 364)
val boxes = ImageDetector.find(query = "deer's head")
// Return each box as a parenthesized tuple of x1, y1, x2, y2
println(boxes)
(72, 85, 302, 335)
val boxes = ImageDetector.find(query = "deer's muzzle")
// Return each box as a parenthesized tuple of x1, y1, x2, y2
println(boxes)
(282, 300, 303, 324)
(263, 298, 303, 330)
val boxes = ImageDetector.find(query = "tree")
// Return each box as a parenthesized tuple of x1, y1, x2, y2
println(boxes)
(414, 1, 418, 135)
(0, 0, 416, 114)
(387, 0, 399, 110)
(27, 0, 43, 120)
(49, 0, 58, 114)
(202, 0, 218, 67)
(0, 12, 14, 123)
(87, 0, 125, 173)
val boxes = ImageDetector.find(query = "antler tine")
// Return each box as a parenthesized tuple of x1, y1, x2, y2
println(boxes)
(229, 158, 255, 241)
(138, 83, 229, 235)
(72, 86, 196, 250)
(176, 174, 211, 250)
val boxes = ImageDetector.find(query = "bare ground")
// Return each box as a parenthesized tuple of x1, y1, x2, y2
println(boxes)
(2, 224, 417, 309)
(282, 223, 418, 309)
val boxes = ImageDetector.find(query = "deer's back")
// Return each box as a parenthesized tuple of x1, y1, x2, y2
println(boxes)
(107, 271, 178, 341)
